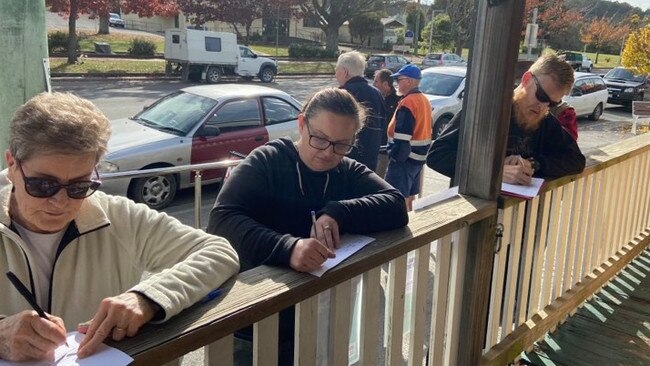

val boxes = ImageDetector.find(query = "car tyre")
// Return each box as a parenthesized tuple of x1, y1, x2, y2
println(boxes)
(589, 103, 603, 121)
(206, 66, 221, 84)
(433, 116, 452, 139)
(259, 67, 275, 83)
(130, 174, 177, 210)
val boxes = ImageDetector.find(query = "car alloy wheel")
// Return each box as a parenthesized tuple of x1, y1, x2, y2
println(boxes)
(589, 103, 602, 121)
(260, 67, 275, 83)
(131, 174, 177, 210)
(206, 66, 221, 84)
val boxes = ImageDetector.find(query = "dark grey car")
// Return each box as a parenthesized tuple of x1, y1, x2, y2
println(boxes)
(364, 54, 411, 78)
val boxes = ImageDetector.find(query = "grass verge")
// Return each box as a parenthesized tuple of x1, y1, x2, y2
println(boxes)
(49, 58, 336, 75)
(50, 30, 165, 54)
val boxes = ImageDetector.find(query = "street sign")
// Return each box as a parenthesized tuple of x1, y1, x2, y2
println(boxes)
(405, 30, 414, 45)
(524, 23, 538, 47)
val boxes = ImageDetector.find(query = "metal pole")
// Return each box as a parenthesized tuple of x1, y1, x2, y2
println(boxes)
(193, 170, 203, 229)
(526, 8, 538, 61)
(414, 0, 421, 56)
(275, 3, 280, 57)
(428, 9, 436, 53)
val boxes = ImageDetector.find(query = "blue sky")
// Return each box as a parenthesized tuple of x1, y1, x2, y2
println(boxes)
(616, 0, 650, 11)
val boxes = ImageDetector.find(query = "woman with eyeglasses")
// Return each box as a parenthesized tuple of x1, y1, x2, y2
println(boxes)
(207, 87, 408, 365)
(0, 92, 239, 362)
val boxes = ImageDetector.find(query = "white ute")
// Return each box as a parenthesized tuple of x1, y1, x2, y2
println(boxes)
(165, 29, 278, 83)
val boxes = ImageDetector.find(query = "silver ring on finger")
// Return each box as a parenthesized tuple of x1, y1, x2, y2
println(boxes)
(323, 224, 331, 230)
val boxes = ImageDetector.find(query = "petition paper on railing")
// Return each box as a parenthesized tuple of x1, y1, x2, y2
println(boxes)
(310, 234, 375, 277)
(501, 177, 545, 199)
(0, 331, 133, 366)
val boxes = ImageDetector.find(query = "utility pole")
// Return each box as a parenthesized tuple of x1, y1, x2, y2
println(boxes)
(414, 0, 421, 56)
(526, 8, 538, 61)
(0, 0, 50, 168)
(427, 9, 438, 54)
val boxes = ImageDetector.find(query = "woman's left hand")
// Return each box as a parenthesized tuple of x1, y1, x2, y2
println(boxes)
(310, 214, 340, 250)
(76, 292, 160, 358)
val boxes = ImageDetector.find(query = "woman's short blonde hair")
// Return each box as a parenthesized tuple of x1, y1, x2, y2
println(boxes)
(9, 92, 111, 162)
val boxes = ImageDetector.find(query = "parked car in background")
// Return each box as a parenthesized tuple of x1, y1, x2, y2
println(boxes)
(98, 84, 302, 209)
(558, 51, 583, 71)
(581, 56, 593, 72)
(419, 66, 467, 138)
(603, 67, 647, 109)
(421, 53, 467, 68)
(562, 72, 608, 121)
(365, 54, 410, 78)
(109, 13, 125, 28)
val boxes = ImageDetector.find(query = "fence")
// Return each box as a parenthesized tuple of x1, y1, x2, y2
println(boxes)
(102, 133, 650, 365)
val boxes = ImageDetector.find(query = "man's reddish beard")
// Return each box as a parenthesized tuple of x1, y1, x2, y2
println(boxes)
(512, 87, 546, 132)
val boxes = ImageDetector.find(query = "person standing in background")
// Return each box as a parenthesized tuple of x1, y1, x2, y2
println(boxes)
(335, 51, 386, 172)
(373, 69, 402, 176)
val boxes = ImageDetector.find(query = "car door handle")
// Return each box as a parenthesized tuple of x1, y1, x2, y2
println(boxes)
(254, 135, 264, 141)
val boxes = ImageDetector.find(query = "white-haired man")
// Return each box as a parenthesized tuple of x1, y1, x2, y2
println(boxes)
(334, 51, 386, 172)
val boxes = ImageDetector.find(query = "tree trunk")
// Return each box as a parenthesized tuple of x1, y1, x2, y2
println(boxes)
(98, 15, 110, 35)
(244, 24, 251, 46)
(67, 0, 79, 64)
(595, 50, 600, 65)
(454, 37, 463, 56)
(324, 24, 340, 54)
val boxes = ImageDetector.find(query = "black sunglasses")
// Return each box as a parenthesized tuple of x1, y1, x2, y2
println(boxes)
(17, 160, 101, 199)
(531, 74, 561, 107)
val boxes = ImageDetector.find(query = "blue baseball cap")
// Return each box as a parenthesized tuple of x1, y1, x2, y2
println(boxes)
(391, 64, 421, 80)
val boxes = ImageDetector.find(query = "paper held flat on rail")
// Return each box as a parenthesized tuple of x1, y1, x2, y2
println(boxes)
(310, 234, 375, 277)
(501, 177, 545, 199)
(0, 331, 133, 366)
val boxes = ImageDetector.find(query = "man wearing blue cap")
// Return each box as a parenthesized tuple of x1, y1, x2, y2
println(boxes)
(385, 64, 432, 210)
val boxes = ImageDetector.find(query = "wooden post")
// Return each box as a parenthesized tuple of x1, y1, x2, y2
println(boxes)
(453, 0, 526, 364)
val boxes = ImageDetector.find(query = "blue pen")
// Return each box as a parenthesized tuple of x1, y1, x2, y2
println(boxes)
(202, 288, 223, 304)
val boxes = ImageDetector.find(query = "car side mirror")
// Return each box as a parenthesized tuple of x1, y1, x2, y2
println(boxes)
(142, 104, 151, 111)
(252, 53, 258, 59)
(571, 88, 583, 97)
(458, 90, 464, 99)
(196, 125, 221, 137)
(600, 74, 605, 78)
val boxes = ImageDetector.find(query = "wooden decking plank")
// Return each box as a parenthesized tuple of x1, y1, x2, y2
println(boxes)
(524, 249, 650, 365)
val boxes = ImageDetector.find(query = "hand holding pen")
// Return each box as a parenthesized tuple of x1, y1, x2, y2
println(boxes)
(1, 272, 67, 362)
(309, 210, 341, 250)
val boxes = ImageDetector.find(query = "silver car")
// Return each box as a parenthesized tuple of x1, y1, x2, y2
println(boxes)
(98, 84, 302, 209)
(421, 53, 467, 68)
(419, 66, 467, 138)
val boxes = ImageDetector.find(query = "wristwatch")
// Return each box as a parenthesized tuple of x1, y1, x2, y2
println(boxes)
(528, 157, 540, 173)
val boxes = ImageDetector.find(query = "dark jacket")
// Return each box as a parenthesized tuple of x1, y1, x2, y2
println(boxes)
(426, 111, 586, 179)
(207, 138, 408, 363)
(382, 90, 401, 145)
(208, 137, 408, 273)
(341, 76, 386, 171)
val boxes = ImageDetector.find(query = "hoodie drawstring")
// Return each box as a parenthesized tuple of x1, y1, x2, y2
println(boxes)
(296, 161, 329, 198)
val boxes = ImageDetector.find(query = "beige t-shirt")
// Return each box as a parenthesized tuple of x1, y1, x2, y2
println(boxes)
(13, 222, 65, 311)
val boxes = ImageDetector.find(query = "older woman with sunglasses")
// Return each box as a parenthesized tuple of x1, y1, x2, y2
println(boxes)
(428, 53, 586, 185)
(0, 92, 239, 362)
(208, 88, 408, 365)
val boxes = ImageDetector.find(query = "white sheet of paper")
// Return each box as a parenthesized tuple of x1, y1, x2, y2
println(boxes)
(501, 177, 545, 199)
(309, 234, 375, 277)
(0, 331, 133, 366)
(413, 186, 459, 211)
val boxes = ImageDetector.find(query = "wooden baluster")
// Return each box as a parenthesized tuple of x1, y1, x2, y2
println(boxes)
(359, 266, 381, 365)
(428, 235, 452, 364)
(407, 244, 431, 366)
(253, 314, 279, 366)
(385, 255, 407, 365)
(328, 280, 351, 366)
(205, 335, 233, 366)
(502, 201, 525, 337)
(294, 296, 318, 366)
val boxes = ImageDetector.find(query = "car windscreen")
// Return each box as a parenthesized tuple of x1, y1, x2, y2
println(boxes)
(605, 68, 645, 83)
(426, 54, 442, 60)
(419, 73, 464, 96)
(134, 91, 218, 135)
(368, 56, 384, 62)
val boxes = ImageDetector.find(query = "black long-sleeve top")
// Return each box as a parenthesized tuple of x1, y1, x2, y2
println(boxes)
(426, 111, 586, 180)
(208, 138, 409, 272)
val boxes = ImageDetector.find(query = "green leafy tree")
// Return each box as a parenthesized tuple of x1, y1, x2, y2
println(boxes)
(349, 12, 384, 46)
(621, 26, 650, 74)
(301, 0, 390, 53)
(405, 2, 426, 44)
(446, 0, 474, 55)
(421, 13, 453, 52)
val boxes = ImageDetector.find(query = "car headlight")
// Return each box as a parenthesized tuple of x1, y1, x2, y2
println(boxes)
(623, 87, 634, 93)
(96, 160, 119, 173)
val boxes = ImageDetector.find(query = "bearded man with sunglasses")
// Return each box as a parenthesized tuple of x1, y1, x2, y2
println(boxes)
(427, 53, 586, 185)
(0, 92, 239, 362)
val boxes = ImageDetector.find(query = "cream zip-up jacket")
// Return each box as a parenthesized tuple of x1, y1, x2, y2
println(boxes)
(0, 182, 239, 329)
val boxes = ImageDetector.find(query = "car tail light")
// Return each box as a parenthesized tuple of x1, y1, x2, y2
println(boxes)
(381, 62, 386, 68)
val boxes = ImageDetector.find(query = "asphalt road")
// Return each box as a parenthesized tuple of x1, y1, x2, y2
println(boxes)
(53, 77, 641, 227)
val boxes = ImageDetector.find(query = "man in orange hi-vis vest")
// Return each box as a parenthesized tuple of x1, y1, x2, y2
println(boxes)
(385, 64, 432, 211)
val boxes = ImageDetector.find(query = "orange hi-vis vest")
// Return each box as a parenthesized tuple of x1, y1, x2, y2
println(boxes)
(387, 90, 432, 162)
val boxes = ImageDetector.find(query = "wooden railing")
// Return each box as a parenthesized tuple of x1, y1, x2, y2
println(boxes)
(111, 134, 650, 366)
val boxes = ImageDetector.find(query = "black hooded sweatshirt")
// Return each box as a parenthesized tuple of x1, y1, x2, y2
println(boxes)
(208, 137, 409, 273)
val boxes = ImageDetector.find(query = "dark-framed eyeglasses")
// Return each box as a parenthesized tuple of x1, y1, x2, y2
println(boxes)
(17, 160, 102, 199)
(305, 124, 355, 156)
(531, 73, 561, 107)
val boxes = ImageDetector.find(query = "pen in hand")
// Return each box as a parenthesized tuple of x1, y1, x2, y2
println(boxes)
(310, 210, 317, 236)
(6, 271, 69, 346)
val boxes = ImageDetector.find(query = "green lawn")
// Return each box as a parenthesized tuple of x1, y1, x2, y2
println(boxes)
(50, 57, 166, 74)
(249, 44, 290, 57)
(50, 30, 165, 54)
